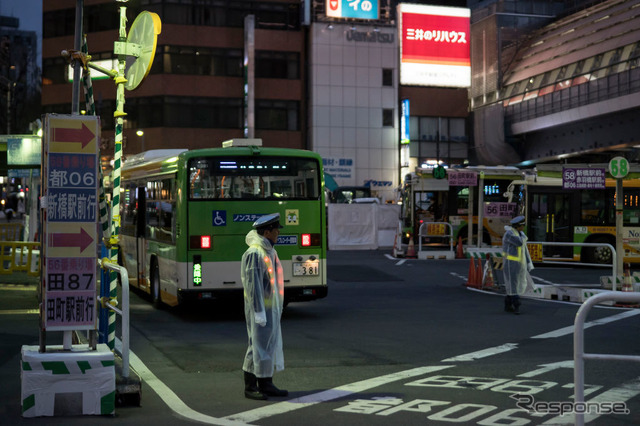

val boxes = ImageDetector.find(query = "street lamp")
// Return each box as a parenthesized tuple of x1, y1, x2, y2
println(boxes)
(136, 130, 145, 152)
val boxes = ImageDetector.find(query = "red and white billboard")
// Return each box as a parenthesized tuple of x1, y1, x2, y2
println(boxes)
(398, 4, 470, 88)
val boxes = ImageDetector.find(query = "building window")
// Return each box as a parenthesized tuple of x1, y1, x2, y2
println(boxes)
(44, 2, 300, 38)
(382, 109, 394, 127)
(157, 46, 243, 77)
(409, 116, 467, 142)
(256, 100, 299, 131)
(256, 51, 300, 79)
(382, 69, 393, 87)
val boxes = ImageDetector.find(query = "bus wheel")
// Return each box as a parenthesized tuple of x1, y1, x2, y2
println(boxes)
(150, 259, 163, 309)
(585, 237, 614, 264)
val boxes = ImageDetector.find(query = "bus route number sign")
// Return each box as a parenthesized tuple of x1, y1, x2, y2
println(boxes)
(609, 156, 629, 179)
(432, 166, 446, 180)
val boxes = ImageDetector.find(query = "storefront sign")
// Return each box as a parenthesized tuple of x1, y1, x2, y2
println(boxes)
(398, 4, 470, 87)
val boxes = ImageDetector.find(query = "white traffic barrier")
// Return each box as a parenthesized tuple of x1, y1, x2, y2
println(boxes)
(21, 344, 115, 417)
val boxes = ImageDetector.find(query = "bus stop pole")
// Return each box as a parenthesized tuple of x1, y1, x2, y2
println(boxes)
(106, 4, 128, 350)
(477, 172, 484, 248)
(616, 178, 623, 283)
(468, 182, 474, 247)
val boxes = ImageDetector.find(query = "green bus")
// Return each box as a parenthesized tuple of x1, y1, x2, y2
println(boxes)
(119, 139, 327, 307)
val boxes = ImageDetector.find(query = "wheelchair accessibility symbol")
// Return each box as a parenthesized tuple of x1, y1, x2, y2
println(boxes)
(212, 210, 227, 226)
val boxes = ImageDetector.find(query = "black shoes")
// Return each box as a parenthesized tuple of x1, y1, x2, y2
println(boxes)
(244, 371, 267, 400)
(504, 296, 520, 314)
(244, 372, 288, 399)
(258, 377, 289, 397)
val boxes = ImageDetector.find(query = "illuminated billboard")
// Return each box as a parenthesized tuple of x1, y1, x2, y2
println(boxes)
(398, 4, 470, 88)
(326, 0, 379, 20)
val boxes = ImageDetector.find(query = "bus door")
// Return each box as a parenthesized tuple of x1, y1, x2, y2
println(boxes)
(528, 189, 573, 259)
(135, 186, 148, 288)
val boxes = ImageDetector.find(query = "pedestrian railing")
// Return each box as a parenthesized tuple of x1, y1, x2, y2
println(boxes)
(97, 257, 131, 378)
(574, 291, 640, 426)
(527, 241, 616, 288)
(417, 221, 454, 254)
(0, 223, 23, 241)
(0, 241, 40, 276)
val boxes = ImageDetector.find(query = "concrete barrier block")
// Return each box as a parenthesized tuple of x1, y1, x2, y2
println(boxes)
(21, 344, 115, 417)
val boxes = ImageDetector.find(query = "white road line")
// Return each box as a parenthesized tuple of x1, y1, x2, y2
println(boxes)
(0, 284, 37, 291)
(396, 259, 406, 266)
(122, 339, 253, 426)
(0, 309, 38, 315)
(222, 365, 454, 423)
(531, 309, 640, 339)
(120, 304, 640, 424)
(542, 377, 640, 425)
(384, 254, 395, 260)
(441, 343, 519, 362)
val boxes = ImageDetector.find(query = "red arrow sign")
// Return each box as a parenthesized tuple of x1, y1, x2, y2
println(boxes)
(52, 123, 95, 149)
(330, 0, 339, 11)
(48, 227, 94, 253)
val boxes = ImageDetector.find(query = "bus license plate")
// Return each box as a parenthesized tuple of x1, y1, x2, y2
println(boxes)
(293, 261, 319, 276)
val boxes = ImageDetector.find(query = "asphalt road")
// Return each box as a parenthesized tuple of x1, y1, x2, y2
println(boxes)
(2, 250, 640, 425)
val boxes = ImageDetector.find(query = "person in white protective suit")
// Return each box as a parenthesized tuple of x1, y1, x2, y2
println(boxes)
(502, 215, 534, 314)
(241, 212, 288, 400)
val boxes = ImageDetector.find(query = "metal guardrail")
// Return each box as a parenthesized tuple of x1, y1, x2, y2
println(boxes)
(527, 241, 616, 288)
(574, 291, 640, 426)
(417, 221, 454, 253)
(97, 258, 131, 378)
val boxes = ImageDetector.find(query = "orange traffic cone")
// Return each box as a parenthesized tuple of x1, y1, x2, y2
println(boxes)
(622, 263, 633, 292)
(456, 236, 464, 259)
(392, 231, 401, 258)
(406, 235, 417, 259)
(482, 255, 495, 289)
(476, 256, 484, 287)
(466, 257, 477, 287)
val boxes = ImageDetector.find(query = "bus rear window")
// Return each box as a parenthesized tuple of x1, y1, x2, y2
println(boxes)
(188, 156, 321, 200)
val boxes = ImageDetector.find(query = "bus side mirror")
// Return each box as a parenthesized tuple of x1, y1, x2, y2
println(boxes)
(136, 187, 146, 238)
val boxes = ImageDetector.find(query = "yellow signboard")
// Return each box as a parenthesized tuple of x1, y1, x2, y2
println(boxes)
(427, 223, 446, 236)
(286, 209, 299, 226)
(528, 243, 543, 262)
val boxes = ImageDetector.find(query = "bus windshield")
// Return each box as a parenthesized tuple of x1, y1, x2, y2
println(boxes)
(188, 156, 321, 200)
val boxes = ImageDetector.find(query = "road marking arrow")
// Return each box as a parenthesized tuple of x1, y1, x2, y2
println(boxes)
(517, 360, 574, 378)
(52, 123, 95, 149)
(441, 343, 518, 362)
(48, 227, 93, 253)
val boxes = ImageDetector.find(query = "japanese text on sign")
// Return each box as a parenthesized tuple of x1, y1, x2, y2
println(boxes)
(562, 167, 605, 190)
(484, 202, 517, 218)
(233, 213, 265, 222)
(528, 243, 543, 262)
(47, 257, 95, 291)
(46, 293, 95, 327)
(43, 114, 99, 331)
(326, 0, 378, 20)
(448, 171, 477, 186)
(406, 29, 467, 43)
(427, 223, 446, 236)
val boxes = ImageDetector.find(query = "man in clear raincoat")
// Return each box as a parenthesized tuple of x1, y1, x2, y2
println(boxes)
(241, 213, 288, 400)
(502, 215, 534, 314)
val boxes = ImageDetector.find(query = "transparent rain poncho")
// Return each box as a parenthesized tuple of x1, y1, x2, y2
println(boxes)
(241, 230, 285, 378)
(502, 226, 534, 296)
